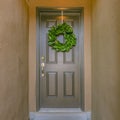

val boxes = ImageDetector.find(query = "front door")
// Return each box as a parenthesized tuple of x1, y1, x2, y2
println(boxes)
(38, 10, 82, 108)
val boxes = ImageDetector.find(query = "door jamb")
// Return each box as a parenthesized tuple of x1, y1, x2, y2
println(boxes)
(36, 7, 84, 111)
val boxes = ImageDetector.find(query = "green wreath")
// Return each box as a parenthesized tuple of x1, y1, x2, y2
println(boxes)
(48, 22, 76, 52)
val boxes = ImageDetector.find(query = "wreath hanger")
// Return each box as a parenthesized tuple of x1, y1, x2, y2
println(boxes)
(61, 10, 64, 23)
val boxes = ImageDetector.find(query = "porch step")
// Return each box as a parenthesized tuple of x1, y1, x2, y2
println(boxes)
(39, 108, 82, 112)
(30, 112, 91, 120)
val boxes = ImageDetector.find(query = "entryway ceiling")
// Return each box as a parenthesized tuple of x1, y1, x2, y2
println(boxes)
(26, 0, 90, 7)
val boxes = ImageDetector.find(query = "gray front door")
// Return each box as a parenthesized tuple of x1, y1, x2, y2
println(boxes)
(38, 10, 83, 108)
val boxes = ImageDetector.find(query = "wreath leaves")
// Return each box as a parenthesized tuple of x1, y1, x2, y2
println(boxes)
(48, 23, 76, 52)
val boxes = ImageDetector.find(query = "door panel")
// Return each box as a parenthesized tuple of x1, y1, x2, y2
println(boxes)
(46, 72, 58, 96)
(64, 72, 74, 96)
(39, 12, 81, 108)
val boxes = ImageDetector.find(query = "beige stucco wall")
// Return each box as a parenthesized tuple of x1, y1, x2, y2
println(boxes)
(0, 0, 29, 120)
(92, 0, 120, 120)
(28, 0, 91, 112)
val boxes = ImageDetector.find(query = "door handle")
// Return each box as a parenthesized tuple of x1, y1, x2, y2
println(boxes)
(41, 56, 45, 78)
(41, 62, 45, 77)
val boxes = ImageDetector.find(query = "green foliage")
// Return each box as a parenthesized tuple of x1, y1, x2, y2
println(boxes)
(48, 23, 77, 52)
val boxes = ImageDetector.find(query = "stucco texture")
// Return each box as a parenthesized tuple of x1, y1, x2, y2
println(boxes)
(92, 0, 120, 120)
(0, 0, 29, 120)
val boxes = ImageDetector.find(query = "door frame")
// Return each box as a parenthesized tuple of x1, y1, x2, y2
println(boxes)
(36, 8, 84, 111)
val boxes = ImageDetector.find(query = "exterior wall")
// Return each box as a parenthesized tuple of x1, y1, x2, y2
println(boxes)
(28, 0, 91, 112)
(92, 0, 120, 120)
(0, 0, 29, 120)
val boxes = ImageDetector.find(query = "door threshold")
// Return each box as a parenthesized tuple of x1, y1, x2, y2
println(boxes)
(39, 108, 82, 112)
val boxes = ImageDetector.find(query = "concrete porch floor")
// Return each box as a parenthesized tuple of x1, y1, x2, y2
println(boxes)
(30, 111, 91, 120)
